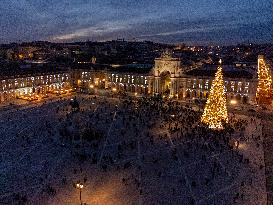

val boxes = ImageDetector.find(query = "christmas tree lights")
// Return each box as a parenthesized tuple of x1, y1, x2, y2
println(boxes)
(201, 61, 228, 129)
(256, 55, 272, 104)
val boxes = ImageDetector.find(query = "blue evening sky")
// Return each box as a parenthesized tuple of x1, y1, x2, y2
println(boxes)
(0, 0, 272, 44)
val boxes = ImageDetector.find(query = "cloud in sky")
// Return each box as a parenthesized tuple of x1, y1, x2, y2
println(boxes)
(0, 0, 272, 44)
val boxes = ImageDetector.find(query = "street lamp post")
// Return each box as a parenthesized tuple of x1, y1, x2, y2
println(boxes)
(76, 182, 84, 205)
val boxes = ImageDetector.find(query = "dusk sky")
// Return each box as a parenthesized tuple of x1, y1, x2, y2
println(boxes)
(0, 0, 273, 45)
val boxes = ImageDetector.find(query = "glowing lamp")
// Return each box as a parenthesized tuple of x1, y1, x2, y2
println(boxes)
(230, 99, 237, 105)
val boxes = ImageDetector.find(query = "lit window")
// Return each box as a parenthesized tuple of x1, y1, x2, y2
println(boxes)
(199, 80, 202, 89)
(193, 79, 196, 88)
(224, 81, 229, 92)
(244, 82, 249, 93)
(238, 82, 242, 92)
(205, 80, 209, 90)
(231, 81, 235, 92)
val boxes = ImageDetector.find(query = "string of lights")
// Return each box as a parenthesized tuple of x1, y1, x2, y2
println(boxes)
(256, 55, 272, 104)
(201, 61, 228, 129)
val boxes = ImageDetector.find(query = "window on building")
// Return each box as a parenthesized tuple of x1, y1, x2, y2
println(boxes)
(205, 80, 209, 90)
(231, 81, 235, 92)
(245, 82, 249, 93)
(193, 79, 196, 88)
(238, 82, 242, 92)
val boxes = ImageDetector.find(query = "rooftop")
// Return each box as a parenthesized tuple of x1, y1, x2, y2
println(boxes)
(107, 64, 153, 74)
(186, 64, 254, 79)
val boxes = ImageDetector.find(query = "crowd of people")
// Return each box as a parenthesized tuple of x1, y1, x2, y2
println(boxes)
(0, 93, 267, 204)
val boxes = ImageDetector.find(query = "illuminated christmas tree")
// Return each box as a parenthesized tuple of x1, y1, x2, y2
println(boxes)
(201, 60, 228, 129)
(256, 55, 272, 104)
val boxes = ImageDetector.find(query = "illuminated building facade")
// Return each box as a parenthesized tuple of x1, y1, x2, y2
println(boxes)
(0, 52, 260, 104)
(0, 72, 71, 102)
(106, 70, 153, 94)
(106, 51, 257, 104)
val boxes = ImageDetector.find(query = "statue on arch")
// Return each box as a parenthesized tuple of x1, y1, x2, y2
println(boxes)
(161, 49, 173, 59)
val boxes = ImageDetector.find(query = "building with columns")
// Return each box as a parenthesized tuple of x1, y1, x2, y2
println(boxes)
(106, 51, 257, 104)
(0, 52, 261, 104)
(0, 71, 72, 102)
(105, 64, 153, 95)
(152, 51, 256, 103)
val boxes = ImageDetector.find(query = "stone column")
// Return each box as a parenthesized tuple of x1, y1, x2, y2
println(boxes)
(183, 89, 186, 99)
(180, 79, 187, 99)
(148, 78, 153, 94)
(170, 78, 176, 97)
(154, 77, 161, 94)
(104, 80, 109, 89)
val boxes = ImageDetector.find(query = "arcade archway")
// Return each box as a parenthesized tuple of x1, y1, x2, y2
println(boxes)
(160, 71, 171, 95)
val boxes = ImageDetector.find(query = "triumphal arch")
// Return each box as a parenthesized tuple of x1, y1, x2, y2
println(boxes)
(153, 50, 184, 96)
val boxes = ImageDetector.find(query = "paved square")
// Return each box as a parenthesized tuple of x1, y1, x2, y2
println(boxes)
(0, 95, 266, 205)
